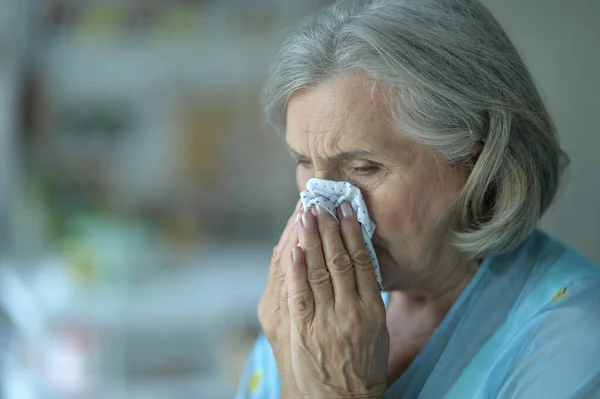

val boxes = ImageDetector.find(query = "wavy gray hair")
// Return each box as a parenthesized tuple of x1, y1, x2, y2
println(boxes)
(261, 0, 569, 259)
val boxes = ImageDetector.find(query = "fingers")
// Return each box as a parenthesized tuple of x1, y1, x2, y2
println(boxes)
(297, 208, 334, 306)
(268, 201, 302, 293)
(286, 246, 314, 323)
(313, 205, 357, 305)
(338, 202, 380, 303)
(260, 201, 301, 338)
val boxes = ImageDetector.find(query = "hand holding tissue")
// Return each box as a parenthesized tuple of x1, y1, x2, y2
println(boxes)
(299, 178, 383, 292)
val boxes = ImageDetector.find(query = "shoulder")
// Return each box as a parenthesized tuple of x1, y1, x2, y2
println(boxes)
(494, 233, 600, 398)
(515, 229, 600, 352)
(496, 285, 600, 398)
(514, 229, 600, 290)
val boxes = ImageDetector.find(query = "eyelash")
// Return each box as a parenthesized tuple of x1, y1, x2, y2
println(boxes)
(295, 160, 380, 175)
(352, 165, 380, 175)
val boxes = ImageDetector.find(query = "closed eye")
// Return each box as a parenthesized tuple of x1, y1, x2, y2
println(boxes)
(351, 164, 380, 175)
(295, 159, 312, 167)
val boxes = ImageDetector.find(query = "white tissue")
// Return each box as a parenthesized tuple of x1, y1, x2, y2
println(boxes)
(299, 178, 383, 292)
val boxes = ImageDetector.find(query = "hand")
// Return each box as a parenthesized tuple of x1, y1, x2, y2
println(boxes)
(284, 203, 389, 399)
(257, 201, 303, 399)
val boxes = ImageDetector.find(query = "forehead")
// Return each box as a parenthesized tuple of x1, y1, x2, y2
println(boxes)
(285, 73, 391, 152)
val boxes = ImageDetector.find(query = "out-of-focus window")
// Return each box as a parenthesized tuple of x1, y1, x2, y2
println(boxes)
(0, 1, 329, 398)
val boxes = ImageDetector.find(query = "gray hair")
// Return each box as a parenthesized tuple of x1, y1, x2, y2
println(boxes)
(262, 0, 569, 259)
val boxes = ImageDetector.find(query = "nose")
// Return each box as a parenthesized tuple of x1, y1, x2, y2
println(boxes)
(314, 168, 343, 182)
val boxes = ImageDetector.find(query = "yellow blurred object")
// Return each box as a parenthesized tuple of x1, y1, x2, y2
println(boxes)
(552, 286, 569, 301)
(247, 370, 262, 393)
(63, 244, 98, 286)
(78, 4, 123, 39)
(180, 99, 235, 182)
(156, 6, 198, 37)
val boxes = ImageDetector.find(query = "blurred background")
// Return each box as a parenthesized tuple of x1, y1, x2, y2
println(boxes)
(0, 0, 597, 398)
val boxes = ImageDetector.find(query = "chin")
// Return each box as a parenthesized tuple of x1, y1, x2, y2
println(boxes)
(374, 244, 411, 292)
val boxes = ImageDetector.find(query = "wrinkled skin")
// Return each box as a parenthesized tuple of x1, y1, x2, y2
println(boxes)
(259, 72, 478, 397)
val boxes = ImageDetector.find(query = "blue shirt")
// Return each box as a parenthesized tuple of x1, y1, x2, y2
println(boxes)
(236, 230, 600, 398)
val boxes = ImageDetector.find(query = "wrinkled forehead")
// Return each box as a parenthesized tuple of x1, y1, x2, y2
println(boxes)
(285, 74, 392, 155)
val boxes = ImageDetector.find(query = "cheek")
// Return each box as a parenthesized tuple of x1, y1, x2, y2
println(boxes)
(371, 202, 411, 239)
(359, 189, 408, 239)
(371, 189, 440, 239)
(362, 180, 426, 243)
(368, 175, 463, 245)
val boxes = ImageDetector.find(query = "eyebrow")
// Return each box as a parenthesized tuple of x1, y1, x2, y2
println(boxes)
(287, 147, 374, 162)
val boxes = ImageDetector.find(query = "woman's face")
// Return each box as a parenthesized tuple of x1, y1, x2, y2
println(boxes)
(286, 73, 472, 292)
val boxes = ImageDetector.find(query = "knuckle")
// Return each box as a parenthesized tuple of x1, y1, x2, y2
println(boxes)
(350, 248, 373, 269)
(307, 268, 331, 288)
(346, 309, 364, 328)
(340, 310, 364, 343)
(328, 250, 352, 272)
(291, 290, 314, 312)
(304, 241, 322, 252)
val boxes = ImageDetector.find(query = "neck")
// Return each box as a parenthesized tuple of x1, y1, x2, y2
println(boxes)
(391, 267, 473, 325)
(404, 256, 479, 314)
(384, 256, 479, 387)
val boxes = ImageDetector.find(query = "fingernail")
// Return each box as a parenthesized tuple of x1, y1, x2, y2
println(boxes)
(291, 246, 298, 262)
(295, 208, 302, 224)
(315, 205, 325, 216)
(301, 211, 314, 229)
(310, 205, 318, 217)
(341, 202, 353, 218)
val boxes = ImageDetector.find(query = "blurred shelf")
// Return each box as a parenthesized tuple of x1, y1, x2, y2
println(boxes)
(0, 244, 271, 335)
(40, 32, 280, 97)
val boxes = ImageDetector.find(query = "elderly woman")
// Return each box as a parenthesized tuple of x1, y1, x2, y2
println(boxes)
(236, 0, 600, 398)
